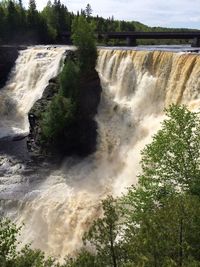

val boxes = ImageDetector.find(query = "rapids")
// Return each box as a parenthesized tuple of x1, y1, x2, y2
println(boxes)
(1, 46, 200, 258)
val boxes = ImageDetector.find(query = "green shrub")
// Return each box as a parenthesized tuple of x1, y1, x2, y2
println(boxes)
(59, 59, 80, 100)
(41, 95, 75, 141)
(0, 218, 21, 265)
(72, 16, 97, 73)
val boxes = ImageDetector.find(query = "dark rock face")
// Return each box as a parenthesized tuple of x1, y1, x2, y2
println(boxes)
(76, 70, 102, 155)
(0, 46, 26, 89)
(27, 78, 59, 158)
(54, 70, 102, 156)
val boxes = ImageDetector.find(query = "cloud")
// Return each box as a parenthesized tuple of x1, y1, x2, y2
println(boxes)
(24, 0, 200, 29)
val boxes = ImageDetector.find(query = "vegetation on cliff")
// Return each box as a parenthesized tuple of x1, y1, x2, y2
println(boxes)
(4, 105, 200, 266)
(39, 16, 100, 156)
(71, 16, 97, 73)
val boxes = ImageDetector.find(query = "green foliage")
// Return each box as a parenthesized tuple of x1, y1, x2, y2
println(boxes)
(121, 192, 200, 266)
(40, 13, 98, 152)
(14, 245, 55, 267)
(0, 218, 58, 267)
(72, 16, 97, 72)
(83, 196, 121, 267)
(0, 218, 20, 263)
(76, 105, 200, 266)
(40, 59, 80, 148)
(59, 60, 80, 99)
(0, 0, 196, 45)
(64, 250, 97, 267)
(41, 94, 75, 141)
(140, 104, 200, 197)
(118, 105, 200, 266)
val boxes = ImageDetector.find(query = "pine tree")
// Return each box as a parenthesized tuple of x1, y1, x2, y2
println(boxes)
(85, 3, 92, 17)
(29, 0, 36, 12)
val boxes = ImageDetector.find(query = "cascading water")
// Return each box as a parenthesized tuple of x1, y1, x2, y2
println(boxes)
(0, 46, 67, 139)
(1, 47, 200, 258)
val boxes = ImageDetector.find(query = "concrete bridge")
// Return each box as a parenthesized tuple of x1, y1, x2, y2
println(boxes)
(62, 31, 200, 47)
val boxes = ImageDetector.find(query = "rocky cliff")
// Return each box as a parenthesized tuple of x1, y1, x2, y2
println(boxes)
(27, 52, 102, 158)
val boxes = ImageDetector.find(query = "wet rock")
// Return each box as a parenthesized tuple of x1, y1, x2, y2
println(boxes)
(12, 134, 28, 141)
(27, 77, 59, 159)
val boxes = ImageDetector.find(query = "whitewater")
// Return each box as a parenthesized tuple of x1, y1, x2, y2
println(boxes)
(0, 46, 200, 258)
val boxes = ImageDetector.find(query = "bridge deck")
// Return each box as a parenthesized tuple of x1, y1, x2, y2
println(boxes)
(100, 32, 200, 39)
(61, 31, 200, 46)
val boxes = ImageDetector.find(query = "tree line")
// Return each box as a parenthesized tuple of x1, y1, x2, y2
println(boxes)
(0, 0, 137, 44)
(0, 0, 196, 45)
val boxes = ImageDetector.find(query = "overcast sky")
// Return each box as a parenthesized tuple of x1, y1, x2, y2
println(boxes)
(24, 0, 200, 29)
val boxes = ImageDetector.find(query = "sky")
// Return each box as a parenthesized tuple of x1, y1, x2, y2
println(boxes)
(24, 0, 200, 29)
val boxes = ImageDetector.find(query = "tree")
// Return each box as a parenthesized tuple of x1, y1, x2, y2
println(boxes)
(85, 3, 92, 17)
(27, 0, 38, 29)
(122, 191, 200, 266)
(6, 1, 19, 38)
(0, 218, 20, 264)
(59, 59, 80, 100)
(41, 94, 75, 141)
(0, 5, 6, 42)
(64, 249, 97, 267)
(119, 105, 200, 266)
(29, 0, 36, 11)
(71, 16, 97, 73)
(139, 104, 200, 197)
(18, 0, 23, 9)
(83, 196, 121, 267)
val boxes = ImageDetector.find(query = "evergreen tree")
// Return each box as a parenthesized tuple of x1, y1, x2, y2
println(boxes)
(6, 1, 19, 39)
(27, 0, 38, 28)
(59, 60, 80, 100)
(41, 95, 75, 141)
(72, 16, 97, 73)
(0, 5, 6, 42)
(85, 3, 92, 17)
(29, 0, 36, 11)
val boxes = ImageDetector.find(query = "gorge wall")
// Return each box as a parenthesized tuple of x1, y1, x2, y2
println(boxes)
(1, 47, 200, 259)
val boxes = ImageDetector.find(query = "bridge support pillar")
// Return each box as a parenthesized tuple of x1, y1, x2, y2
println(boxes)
(126, 37, 137, 46)
(192, 37, 200, 47)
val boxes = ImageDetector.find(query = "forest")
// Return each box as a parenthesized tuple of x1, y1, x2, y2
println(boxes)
(0, 0, 197, 45)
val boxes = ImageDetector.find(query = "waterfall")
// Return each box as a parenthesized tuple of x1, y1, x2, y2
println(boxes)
(0, 46, 67, 139)
(1, 47, 200, 259)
